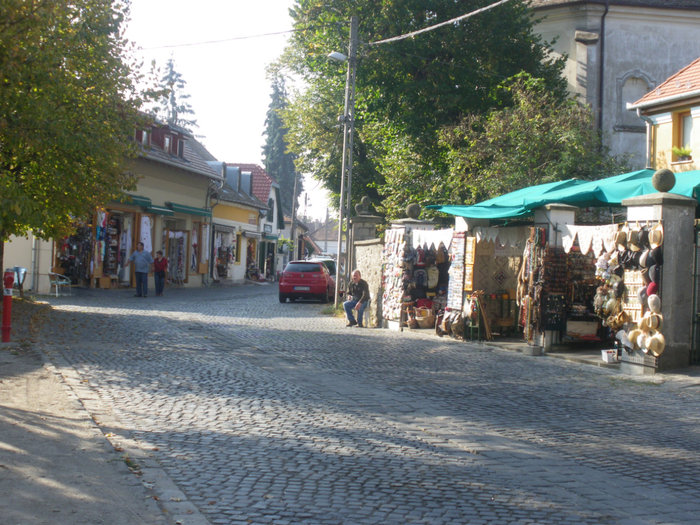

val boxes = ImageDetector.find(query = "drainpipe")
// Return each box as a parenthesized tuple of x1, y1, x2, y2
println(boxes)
(597, 0, 610, 135)
(637, 108, 655, 169)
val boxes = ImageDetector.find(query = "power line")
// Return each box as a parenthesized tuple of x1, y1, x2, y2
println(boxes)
(140, 29, 295, 50)
(369, 0, 514, 46)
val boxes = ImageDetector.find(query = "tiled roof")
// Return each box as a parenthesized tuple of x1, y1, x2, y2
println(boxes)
(226, 163, 278, 203)
(630, 57, 700, 109)
(139, 126, 222, 181)
(531, 0, 700, 8)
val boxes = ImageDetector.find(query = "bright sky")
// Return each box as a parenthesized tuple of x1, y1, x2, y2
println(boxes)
(125, 0, 330, 220)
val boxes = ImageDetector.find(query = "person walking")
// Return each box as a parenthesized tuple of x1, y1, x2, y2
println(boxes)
(343, 269, 370, 328)
(127, 242, 153, 297)
(153, 250, 168, 296)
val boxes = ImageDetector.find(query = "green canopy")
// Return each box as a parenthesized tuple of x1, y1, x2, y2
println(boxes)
(427, 169, 700, 219)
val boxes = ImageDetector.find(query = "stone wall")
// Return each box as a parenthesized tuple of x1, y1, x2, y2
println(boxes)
(353, 239, 384, 327)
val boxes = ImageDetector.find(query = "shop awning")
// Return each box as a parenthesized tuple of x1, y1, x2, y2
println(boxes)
(213, 224, 236, 233)
(165, 202, 212, 218)
(147, 205, 174, 216)
(427, 169, 700, 219)
(264, 234, 278, 240)
(119, 194, 152, 207)
(242, 231, 262, 239)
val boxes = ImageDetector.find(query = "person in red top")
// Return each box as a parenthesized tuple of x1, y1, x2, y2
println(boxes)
(153, 250, 168, 296)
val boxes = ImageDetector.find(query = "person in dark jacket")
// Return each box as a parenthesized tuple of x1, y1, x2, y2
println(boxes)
(343, 269, 370, 327)
(153, 250, 168, 296)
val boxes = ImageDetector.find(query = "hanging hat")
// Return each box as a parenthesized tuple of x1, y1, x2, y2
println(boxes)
(639, 249, 651, 268)
(649, 246, 663, 266)
(648, 294, 661, 314)
(649, 223, 664, 249)
(649, 264, 661, 284)
(638, 228, 650, 250)
(628, 328, 643, 350)
(639, 312, 663, 332)
(628, 229, 643, 252)
(637, 332, 649, 352)
(612, 280, 626, 299)
(647, 332, 666, 357)
(638, 286, 648, 307)
(641, 267, 651, 285)
(646, 282, 658, 297)
(615, 229, 627, 251)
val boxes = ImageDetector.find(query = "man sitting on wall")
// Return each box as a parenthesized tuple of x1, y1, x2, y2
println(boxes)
(344, 269, 370, 328)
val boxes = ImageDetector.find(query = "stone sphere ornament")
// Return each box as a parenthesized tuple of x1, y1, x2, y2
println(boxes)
(652, 169, 675, 192)
(406, 203, 421, 219)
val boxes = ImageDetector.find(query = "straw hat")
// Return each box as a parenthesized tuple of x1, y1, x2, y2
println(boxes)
(647, 332, 666, 357)
(628, 328, 643, 349)
(628, 228, 642, 252)
(640, 312, 663, 332)
(615, 229, 628, 251)
(649, 223, 664, 249)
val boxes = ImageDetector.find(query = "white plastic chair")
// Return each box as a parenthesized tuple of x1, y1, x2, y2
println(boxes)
(48, 272, 72, 297)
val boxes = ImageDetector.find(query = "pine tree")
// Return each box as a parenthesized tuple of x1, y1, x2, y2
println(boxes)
(157, 58, 198, 131)
(262, 74, 300, 216)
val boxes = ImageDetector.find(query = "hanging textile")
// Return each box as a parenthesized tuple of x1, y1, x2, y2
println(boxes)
(191, 226, 199, 271)
(140, 215, 153, 253)
(560, 224, 618, 256)
(201, 224, 210, 264)
(411, 228, 454, 251)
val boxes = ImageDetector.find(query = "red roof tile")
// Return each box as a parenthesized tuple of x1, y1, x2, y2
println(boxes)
(631, 57, 700, 109)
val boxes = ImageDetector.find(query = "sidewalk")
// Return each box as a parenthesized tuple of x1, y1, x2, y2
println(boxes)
(0, 299, 169, 525)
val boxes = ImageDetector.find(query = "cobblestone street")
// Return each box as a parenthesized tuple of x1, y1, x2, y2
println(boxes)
(35, 284, 700, 524)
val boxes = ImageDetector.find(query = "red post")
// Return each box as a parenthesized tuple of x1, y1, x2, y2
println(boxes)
(2, 269, 14, 342)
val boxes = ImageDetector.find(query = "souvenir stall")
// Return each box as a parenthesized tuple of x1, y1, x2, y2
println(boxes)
(380, 224, 453, 331)
(212, 225, 235, 280)
(55, 224, 93, 285)
(591, 222, 666, 363)
(164, 229, 188, 285)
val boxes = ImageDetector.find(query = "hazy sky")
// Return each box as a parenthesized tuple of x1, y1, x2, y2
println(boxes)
(125, 0, 330, 219)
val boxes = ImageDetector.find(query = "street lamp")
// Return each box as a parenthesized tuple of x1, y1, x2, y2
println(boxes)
(331, 15, 358, 308)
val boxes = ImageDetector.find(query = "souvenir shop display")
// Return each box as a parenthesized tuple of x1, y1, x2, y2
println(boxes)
(381, 227, 451, 330)
(600, 222, 666, 360)
(57, 225, 92, 285)
(165, 230, 187, 285)
(517, 227, 547, 343)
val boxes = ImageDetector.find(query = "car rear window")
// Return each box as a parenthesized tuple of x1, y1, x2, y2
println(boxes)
(285, 262, 322, 273)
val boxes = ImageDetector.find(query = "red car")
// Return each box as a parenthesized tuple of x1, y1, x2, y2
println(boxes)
(279, 260, 335, 303)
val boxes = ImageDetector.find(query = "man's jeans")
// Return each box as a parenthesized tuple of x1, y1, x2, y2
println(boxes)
(135, 271, 148, 296)
(343, 299, 367, 325)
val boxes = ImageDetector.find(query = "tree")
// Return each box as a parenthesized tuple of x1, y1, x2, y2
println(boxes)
(155, 57, 198, 132)
(280, 0, 566, 217)
(262, 73, 300, 216)
(0, 0, 151, 270)
(429, 73, 629, 210)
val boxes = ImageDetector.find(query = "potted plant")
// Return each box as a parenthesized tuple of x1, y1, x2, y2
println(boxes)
(672, 145, 692, 161)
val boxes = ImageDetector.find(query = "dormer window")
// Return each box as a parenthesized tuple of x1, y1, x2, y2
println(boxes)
(135, 129, 150, 145)
(177, 139, 185, 158)
(164, 135, 172, 153)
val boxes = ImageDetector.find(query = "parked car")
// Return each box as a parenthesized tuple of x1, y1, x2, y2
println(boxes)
(307, 256, 336, 277)
(279, 260, 335, 303)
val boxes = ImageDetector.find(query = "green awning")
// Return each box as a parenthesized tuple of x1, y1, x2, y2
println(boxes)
(147, 205, 174, 216)
(165, 202, 212, 218)
(264, 234, 278, 240)
(428, 169, 700, 219)
(119, 194, 152, 207)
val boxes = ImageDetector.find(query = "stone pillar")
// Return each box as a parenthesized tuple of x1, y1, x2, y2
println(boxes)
(622, 191, 696, 372)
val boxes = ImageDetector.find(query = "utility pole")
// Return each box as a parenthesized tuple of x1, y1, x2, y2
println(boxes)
(290, 172, 299, 260)
(333, 15, 358, 307)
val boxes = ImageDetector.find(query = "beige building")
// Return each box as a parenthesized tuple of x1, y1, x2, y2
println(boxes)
(4, 122, 223, 295)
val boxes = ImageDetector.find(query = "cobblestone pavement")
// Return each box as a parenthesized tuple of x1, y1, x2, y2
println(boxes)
(37, 284, 700, 524)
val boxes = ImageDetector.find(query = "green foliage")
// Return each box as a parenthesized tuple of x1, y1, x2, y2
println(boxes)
(0, 0, 150, 246)
(435, 73, 629, 205)
(262, 72, 300, 216)
(280, 0, 566, 217)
